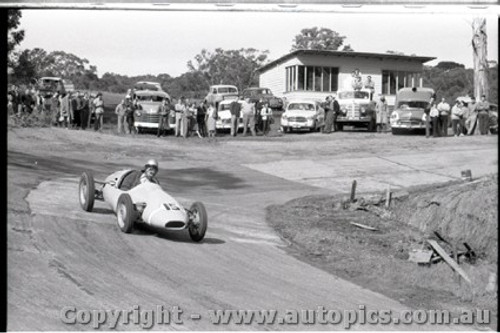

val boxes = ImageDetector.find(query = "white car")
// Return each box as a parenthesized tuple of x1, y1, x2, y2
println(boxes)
(205, 85, 239, 109)
(280, 99, 325, 133)
(216, 99, 244, 132)
(78, 169, 207, 241)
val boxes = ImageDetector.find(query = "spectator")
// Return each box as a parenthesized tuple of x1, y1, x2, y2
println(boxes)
(21, 89, 34, 114)
(322, 95, 334, 134)
(174, 97, 186, 137)
(375, 96, 388, 133)
(451, 100, 465, 137)
(59, 92, 71, 128)
(182, 99, 195, 138)
(80, 93, 89, 130)
(260, 102, 273, 136)
(50, 93, 60, 126)
(466, 96, 478, 135)
(437, 97, 450, 137)
(424, 95, 435, 138)
(8, 93, 14, 115)
(126, 98, 138, 134)
(70, 92, 80, 129)
(476, 94, 490, 135)
(206, 102, 217, 138)
(229, 97, 242, 137)
(241, 98, 256, 136)
(196, 100, 207, 138)
(93, 93, 104, 131)
(255, 98, 264, 133)
(115, 99, 127, 135)
(364, 76, 376, 98)
(157, 98, 171, 137)
(430, 102, 440, 138)
(332, 93, 340, 132)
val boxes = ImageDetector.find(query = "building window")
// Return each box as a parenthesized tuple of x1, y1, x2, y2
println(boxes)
(383, 69, 422, 95)
(285, 65, 339, 92)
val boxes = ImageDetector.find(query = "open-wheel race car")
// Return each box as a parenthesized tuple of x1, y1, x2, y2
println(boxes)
(78, 169, 207, 242)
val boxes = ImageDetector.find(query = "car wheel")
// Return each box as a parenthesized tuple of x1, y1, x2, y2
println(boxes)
(188, 202, 208, 242)
(116, 193, 135, 233)
(79, 171, 95, 212)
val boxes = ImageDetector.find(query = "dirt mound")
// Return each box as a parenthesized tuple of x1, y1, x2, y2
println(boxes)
(391, 174, 498, 262)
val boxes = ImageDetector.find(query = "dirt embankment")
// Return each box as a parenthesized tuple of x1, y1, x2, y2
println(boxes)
(267, 175, 497, 328)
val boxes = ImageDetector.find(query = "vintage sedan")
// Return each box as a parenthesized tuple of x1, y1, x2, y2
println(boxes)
(390, 87, 435, 135)
(204, 85, 239, 109)
(241, 87, 284, 110)
(216, 100, 244, 132)
(78, 169, 207, 241)
(280, 99, 325, 133)
(133, 90, 173, 133)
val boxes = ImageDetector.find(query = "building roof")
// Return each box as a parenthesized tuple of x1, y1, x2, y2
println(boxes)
(257, 49, 436, 73)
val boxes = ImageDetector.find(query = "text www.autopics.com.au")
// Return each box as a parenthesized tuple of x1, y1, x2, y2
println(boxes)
(60, 305, 491, 329)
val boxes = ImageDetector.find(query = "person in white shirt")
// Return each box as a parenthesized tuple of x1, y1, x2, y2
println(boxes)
(260, 102, 273, 135)
(174, 97, 186, 137)
(241, 98, 256, 136)
(437, 98, 451, 137)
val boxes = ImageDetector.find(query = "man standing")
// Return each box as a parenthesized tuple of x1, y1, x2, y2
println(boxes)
(71, 92, 81, 129)
(375, 96, 388, 133)
(322, 96, 334, 134)
(260, 102, 273, 136)
(80, 92, 89, 130)
(437, 97, 451, 137)
(157, 98, 171, 137)
(364, 76, 376, 98)
(332, 94, 340, 132)
(115, 99, 127, 134)
(229, 97, 242, 137)
(241, 98, 256, 136)
(174, 97, 186, 137)
(196, 100, 207, 137)
(476, 94, 490, 135)
(93, 93, 105, 131)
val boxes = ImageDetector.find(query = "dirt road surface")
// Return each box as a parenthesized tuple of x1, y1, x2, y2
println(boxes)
(7, 128, 497, 330)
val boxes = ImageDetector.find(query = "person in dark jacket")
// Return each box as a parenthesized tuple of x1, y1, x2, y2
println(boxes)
(196, 100, 207, 137)
(157, 98, 171, 137)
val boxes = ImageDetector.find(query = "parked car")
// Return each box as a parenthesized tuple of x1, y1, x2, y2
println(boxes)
(205, 85, 238, 109)
(280, 99, 325, 133)
(390, 87, 435, 135)
(133, 81, 164, 92)
(241, 87, 283, 110)
(216, 99, 244, 132)
(336, 89, 376, 131)
(133, 89, 172, 133)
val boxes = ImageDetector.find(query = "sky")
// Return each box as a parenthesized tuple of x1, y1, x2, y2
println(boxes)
(18, 9, 498, 78)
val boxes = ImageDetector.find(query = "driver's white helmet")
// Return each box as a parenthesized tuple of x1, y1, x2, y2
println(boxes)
(145, 159, 159, 169)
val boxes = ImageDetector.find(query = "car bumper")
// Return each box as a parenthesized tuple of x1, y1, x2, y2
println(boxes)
(135, 121, 159, 128)
(281, 119, 315, 129)
(336, 116, 372, 123)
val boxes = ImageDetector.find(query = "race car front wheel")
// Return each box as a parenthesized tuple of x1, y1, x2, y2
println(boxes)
(116, 193, 135, 233)
(79, 171, 95, 212)
(188, 202, 208, 242)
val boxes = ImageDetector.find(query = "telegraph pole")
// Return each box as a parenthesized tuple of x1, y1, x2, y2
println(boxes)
(472, 18, 489, 99)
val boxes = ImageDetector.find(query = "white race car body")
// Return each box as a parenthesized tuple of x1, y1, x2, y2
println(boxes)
(101, 169, 188, 230)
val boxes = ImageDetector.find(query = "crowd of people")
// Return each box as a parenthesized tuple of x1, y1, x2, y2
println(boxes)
(112, 94, 275, 139)
(8, 84, 109, 132)
(425, 94, 492, 137)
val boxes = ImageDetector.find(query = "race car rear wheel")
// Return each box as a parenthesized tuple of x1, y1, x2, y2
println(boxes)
(79, 171, 95, 212)
(188, 202, 208, 242)
(116, 193, 135, 233)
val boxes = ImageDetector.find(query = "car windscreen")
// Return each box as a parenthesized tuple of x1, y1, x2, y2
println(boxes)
(218, 87, 238, 94)
(397, 101, 429, 109)
(338, 91, 370, 99)
(136, 95, 165, 102)
(219, 103, 232, 111)
(288, 103, 315, 111)
(256, 89, 271, 95)
(134, 83, 160, 91)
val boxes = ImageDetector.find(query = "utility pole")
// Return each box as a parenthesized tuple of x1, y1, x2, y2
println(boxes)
(472, 18, 489, 99)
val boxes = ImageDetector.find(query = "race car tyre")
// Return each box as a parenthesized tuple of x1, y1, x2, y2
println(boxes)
(79, 171, 95, 212)
(116, 193, 135, 233)
(188, 202, 208, 242)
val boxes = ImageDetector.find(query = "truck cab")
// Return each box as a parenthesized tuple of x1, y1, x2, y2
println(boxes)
(336, 89, 376, 131)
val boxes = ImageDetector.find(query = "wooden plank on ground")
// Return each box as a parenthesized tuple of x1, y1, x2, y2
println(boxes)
(350, 222, 378, 231)
(427, 239, 471, 284)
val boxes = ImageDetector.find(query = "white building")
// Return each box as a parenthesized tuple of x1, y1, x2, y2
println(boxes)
(257, 49, 435, 106)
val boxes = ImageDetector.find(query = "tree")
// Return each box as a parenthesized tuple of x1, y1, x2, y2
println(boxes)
(436, 61, 465, 71)
(472, 18, 489, 99)
(187, 48, 269, 92)
(291, 27, 349, 51)
(8, 9, 25, 67)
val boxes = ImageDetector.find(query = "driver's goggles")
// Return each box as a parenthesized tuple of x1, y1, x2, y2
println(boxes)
(145, 165, 158, 171)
